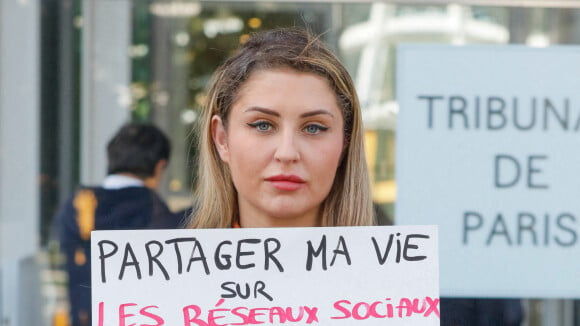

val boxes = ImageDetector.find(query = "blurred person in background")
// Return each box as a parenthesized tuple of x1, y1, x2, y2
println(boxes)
(53, 122, 184, 326)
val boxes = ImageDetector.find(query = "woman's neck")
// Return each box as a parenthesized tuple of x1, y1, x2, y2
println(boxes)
(238, 210, 321, 228)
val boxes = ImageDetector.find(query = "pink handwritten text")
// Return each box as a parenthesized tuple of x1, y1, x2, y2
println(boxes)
(331, 297, 440, 320)
(98, 301, 165, 326)
(97, 297, 439, 325)
(183, 299, 318, 325)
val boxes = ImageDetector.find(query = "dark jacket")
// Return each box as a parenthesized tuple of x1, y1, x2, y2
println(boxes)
(56, 186, 184, 326)
(440, 298, 524, 326)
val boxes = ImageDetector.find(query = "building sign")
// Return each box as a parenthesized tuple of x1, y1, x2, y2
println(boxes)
(396, 44, 580, 298)
(91, 226, 439, 325)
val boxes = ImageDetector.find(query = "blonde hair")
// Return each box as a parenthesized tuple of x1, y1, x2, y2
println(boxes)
(188, 27, 374, 228)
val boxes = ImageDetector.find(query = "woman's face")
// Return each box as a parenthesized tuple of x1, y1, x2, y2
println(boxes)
(212, 69, 345, 227)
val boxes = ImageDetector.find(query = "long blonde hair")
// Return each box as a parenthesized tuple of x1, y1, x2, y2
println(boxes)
(188, 27, 374, 228)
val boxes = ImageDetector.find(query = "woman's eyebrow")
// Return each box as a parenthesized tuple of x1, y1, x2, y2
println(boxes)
(300, 109, 335, 118)
(244, 107, 334, 119)
(244, 107, 279, 116)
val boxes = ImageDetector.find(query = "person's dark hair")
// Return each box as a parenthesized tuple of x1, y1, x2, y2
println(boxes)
(106, 123, 170, 178)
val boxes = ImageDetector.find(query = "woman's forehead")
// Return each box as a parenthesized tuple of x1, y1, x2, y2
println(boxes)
(232, 70, 340, 112)
(235, 68, 337, 101)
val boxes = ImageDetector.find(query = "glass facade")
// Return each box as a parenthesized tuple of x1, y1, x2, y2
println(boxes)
(135, 1, 580, 228)
(2, 1, 580, 325)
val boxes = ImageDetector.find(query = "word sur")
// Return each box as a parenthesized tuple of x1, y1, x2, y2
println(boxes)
(220, 281, 273, 301)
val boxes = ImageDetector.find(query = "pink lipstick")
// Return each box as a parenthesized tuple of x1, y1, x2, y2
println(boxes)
(266, 174, 305, 191)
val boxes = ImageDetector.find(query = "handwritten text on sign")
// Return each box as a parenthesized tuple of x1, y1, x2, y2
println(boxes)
(91, 226, 439, 325)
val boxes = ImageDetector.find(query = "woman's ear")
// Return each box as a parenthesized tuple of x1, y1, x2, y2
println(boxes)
(211, 115, 230, 163)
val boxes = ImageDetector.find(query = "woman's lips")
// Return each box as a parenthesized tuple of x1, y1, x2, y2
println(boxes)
(266, 175, 305, 191)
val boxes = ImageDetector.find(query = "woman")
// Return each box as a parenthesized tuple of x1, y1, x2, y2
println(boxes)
(188, 27, 374, 229)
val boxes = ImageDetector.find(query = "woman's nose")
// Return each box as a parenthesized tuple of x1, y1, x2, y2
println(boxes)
(274, 130, 300, 162)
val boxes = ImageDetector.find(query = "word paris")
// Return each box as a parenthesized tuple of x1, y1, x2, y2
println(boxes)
(92, 226, 439, 325)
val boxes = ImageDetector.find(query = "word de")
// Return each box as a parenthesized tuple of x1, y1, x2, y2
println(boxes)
(331, 297, 440, 320)
(494, 154, 549, 189)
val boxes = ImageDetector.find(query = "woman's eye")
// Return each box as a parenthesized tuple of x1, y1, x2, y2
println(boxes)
(304, 124, 328, 134)
(248, 121, 272, 131)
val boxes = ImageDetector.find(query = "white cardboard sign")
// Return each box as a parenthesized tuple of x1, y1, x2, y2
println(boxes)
(91, 226, 439, 325)
(396, 44, 580, 298)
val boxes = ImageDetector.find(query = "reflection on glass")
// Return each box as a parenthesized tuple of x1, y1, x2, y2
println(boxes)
(127, 4, 580, 323)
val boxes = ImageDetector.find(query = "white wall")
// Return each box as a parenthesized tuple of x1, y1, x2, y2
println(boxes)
(0, 0, 131, 324)
(0, 0, 40, 325)
(81, 0, 131, 185)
